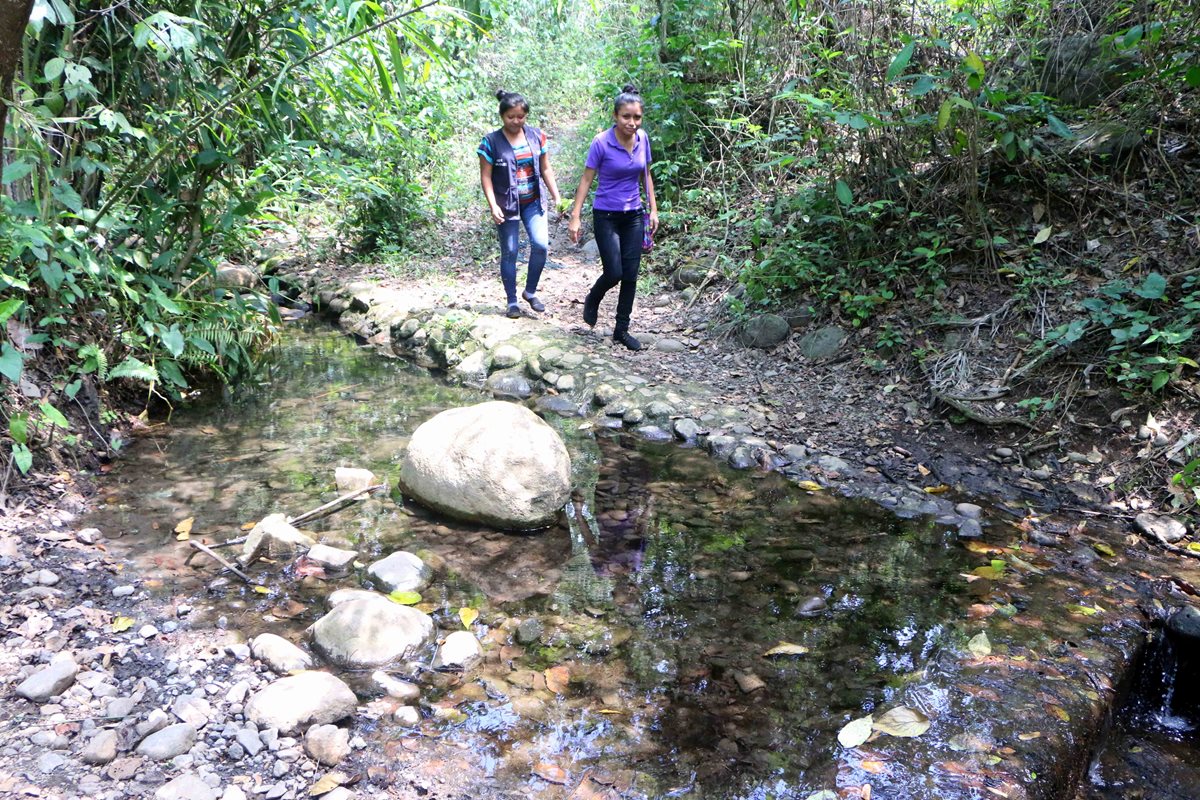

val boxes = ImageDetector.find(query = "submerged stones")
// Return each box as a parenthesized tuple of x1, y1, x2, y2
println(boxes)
(398, 401, 571, 530)
(367, 551, 431, 593)
(239, 514, 314, 565)
(244, 672, 357, 735)
(250, 633, 313, 673)
(308, 596, 435, 668)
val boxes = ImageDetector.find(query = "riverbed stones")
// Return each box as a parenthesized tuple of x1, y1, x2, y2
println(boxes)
(81, 729, 119, 765)
(305, 543, 358, 572)
(398, 400, 571, 529)
(239, 514, 315, 565)
(155, 773, 219, 800)
(1167, 605, 1200, 644)
(491, 344, 523, 368)
(327, 588, 388, 607)
(673, 418, 702, 442)
(304, 724, 350, 766)
(16, 655, 78, 702)
(955, 503, 983, 520)
(432, 631, 483, 671)
(136, 723, 197, 760)
(366, 551, 431, 593)
(251, 633, 314, 673)
(1135, 513, 1188, 545)
(738, 314, 790, 349)
(797, 325, 847, 360)
(486, 369, 533, 399)
(371, 671, 421, 701)
(333, 467, 376, 493)
(244, 672, 357, 735)
(309, 597, 435, 668)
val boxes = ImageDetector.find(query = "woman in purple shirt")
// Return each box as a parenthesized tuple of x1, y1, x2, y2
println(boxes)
(567, 85, 659, 350)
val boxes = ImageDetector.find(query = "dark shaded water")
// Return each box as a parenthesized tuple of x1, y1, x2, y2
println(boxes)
(85, 324, 1183, 799)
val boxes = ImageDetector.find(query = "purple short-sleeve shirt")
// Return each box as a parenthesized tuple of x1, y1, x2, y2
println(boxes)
(585, 127, 652, 212)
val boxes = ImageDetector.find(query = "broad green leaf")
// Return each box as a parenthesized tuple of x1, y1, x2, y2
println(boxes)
(38, 401, 70, 429)
(887, 42, 916, 81)
(160, 324, 185, 357)
(0, 298, 22, 325)
(1187, 66, 1200, 88)
(38, 260, 65, 291)
(937, 99, 953, 131)
(1046, 114, 1074, 139)
(1092, 542, 1115, 557)
(837, 715, 873, 748)
(1151, 371, 1171, 391)
(1, 159, 34, 184)
(388, 590, 422, 605)
(1033, 226, 1052, 245)
(9, 414, 28, 444)
(872, 706, 931, 738)
(0, 344, 24, 383)
(14, 443, 33, 474)
(967, 632, 992, 657)
(43, 57, 66, 81)
(835, 179, 853, 206)
(1133, 272, 1167, 300)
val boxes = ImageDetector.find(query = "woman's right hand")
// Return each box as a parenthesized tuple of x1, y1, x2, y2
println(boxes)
(567, 213, 581, 244)
(490, 204, 505, 225)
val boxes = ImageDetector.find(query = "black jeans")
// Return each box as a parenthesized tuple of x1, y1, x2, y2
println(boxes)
(588, 209, 643, 333)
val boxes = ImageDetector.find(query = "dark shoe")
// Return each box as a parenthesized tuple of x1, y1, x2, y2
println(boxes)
(506, 303, 522, 319)
(522, 291, 545, 312)
(613, 330, 642, 351)
(582, 295, 599, 327)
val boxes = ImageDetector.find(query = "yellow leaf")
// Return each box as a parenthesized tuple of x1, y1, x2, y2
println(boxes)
(241, 522, 256, 531)
(308, 771, 350, 796)
(1187, 542, 1200, 552)
(1092, 542, 1115, 557)
(253, 585, 269, 594)
(967, 632, 992, 658)
(872, 706, 931, 738)
(174, 516, 194, 541)
(111, 616, 135, 633)
(763, 641, 811, 657)
(923, 484, 950, 494)
(837, 715, 874, 748)
(389, 591, 422, 605)
(1046, 704, 1070, 722)
(1018, 731, 1041, 741)
(1066, 604, 1101, 616)
(795, 480, 823, 492)
(1033, 226, 1053, 245)
(458, 607, 479, 628)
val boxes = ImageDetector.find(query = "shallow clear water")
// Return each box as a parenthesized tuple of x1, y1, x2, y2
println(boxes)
(87, 324, 1154, 799)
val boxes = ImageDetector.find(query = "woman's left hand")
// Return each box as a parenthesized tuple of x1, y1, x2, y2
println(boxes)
(648, 210, 659, 234)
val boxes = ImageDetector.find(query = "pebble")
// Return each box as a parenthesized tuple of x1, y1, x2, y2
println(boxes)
(113, 585, 136, 597)
(76, 528, 103, 544)
(25, 569, 61, 586)
(81, 729, 120, 765)
(139, 624, 160, 639)
(37, 752, 68, 773)
(106, 696, 138, 719)
(957, 519, 984, 540)
(955, 503, 983, 520)
(235, 727, 263, 757)
(136, 723, 198, 760)
(304, 724, 350, 766)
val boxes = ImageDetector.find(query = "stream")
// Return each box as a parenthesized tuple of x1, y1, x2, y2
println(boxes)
(80, 323, 1197, 799)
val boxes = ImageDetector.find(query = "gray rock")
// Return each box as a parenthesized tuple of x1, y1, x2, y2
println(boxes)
(636, 425, 673, 442)
(112, 585, 136, 597)
(327, 588, 390, 608)
(780, 444, 809, 462)
(370, 672, 420, 702)
(25, 568, 60, 586)
(77, 527, 104, 544)
(556, 374, 576, 392)
(155, 773, 218, 800)
(431, 631, 483, 671)
(245, 672, 358, 735)
(235, 727, 263, 757)
(1166, 606, 1200, 644)
(592, 384, 621, 406)
(399, 401, 571, 529)
(1135, 513, 1188, 545)
(304, 724, 350, 766)
(136, 723, 197, 761)
(646, 400, 675, 418)
(309, 598, 435, 669)
(221, 787, 248, 800)
(955, 503, 983, 520)
(656, 338, 687, 353)
(305, 544, 358, 572)
(738, 314, 790, 349)
(580, 238, 600, 259)
(171, 693, 211, 727)
(484, 369, 532, 400)
(728, 446, 757, 470)
(490, 344, 523, 369)
(137, 709, 171, 738)
(958, 519, 984, 540)
(816, 454, 850, 473)
(515, 618, 543, 645)
(333, 467, 376, 494)
(251, 633, 314, 673)
(673, 418, 703, 442)
(672, 263, 712, 289)
(367, 551, 431, 593)
(81, 729, 119, 765)
(706, 435, 738, 459)
(16, 657, 78, 702)
(38, 752, 68, 773)
(622, 408, 646, 425)
(239, 514, 315, 566)
(393, 706, 421, 726)
(797, 596, 828, 617)
(797, 325, 847, 360)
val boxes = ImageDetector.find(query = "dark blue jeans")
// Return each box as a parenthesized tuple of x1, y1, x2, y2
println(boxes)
(496, 201, 548, 305)
(589, 209, 643, 333)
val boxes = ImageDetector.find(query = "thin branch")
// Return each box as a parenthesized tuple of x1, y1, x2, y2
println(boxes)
(188, 539, 255, 583)
(288, 483, 384, 527)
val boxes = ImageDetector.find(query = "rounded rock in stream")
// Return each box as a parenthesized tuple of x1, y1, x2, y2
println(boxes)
(244, 672, 357, 735)
(398, 400, 571, 530)
(309, 597, 435, 668)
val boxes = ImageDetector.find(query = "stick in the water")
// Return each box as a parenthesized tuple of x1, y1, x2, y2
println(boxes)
(288, 484, 385, 527)
(188, 540, 255, 584)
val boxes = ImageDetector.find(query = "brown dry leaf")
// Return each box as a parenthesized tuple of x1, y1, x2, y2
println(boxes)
(272, 599, 308, 619)
(733, 671, 766, 693)
(532, 763, 568, 784)
(293, 558, 327, 579)
(1046, 704, 1070, 722)
(917, 464, 931, 476)
(544, 665, 570, 695)
(872, 706, 931, 738)
(967, 604, 996, 620)
(861, 759, 888, 774)
(1017, 731, 1042, 741)
(309, 771, 350, 796)
(174, 516, 194, 541)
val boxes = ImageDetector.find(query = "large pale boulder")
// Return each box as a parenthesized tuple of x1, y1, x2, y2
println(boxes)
(309, 597, 435, 668)
(244, 672, 357, 735)
(398, 401, 571, 529)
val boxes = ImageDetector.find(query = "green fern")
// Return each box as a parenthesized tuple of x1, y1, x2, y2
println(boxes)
(78, 343, 108, 380)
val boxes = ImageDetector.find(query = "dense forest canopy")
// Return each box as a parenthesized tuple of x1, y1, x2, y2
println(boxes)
(1, 0, 1197, 493)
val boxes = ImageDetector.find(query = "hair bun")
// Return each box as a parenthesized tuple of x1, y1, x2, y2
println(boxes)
(621, 83, 639, 94)
(495, 89, 508, 101)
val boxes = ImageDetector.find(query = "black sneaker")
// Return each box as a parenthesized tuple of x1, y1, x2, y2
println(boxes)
(613, 331, 642, 351)
(506, 303, 522, 319)
(583, 295, 599, 327)
(522, 291, 545, 312)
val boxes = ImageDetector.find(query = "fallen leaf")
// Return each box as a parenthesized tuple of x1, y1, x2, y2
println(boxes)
(733, 671, 766, 693)
(293, 558, 326, 579)
(804, 792, 838, 800)
(1066, 604, 1102, 617)
(924, 484, 950, 494)
(963, 541, 1004, 555)
(271, 599, 307, 619)
(459, 607, 479, 628)
(111, 616, 135, 633)
(253, 585, 269, 594)
(967, 604, 996, 620)
(917, 464, 931, 476)
(838, 715, 874, 748)
(388, 591, 421, 605)
(795, 480, 823, 492)
(763, 641, 810, 657)
(309, 771, 350, 796)
(1092, 542, 1116, 557)
(1033, 226, 1053, 245)
(1046, 704, 1070, 722)
(544, 665, 570, 694)
(240, 522, 256, 531)
(968, 632, 992, 658)
(532, 763, 568, 784)
(1017, 731, 1041, 741)
(174, 516, 194, 541)
(872, 706, 931, 738)
(861, 759, 888, 774)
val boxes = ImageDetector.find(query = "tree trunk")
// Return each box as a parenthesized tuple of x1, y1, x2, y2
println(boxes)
(0, 0, 34, 185)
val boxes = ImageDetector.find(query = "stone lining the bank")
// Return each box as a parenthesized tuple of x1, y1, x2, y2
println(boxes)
(305, 278, 982, 537)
